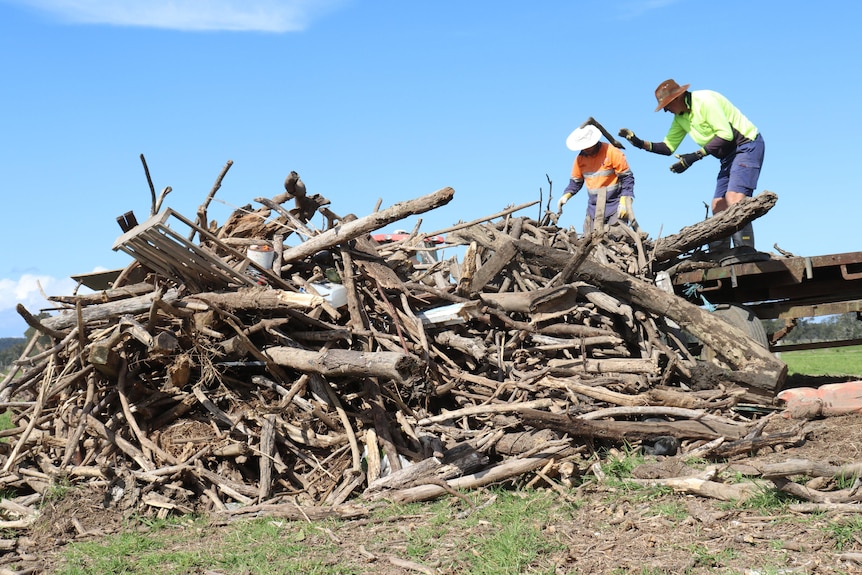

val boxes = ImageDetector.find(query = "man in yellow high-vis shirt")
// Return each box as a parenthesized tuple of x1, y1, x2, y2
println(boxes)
(619, 79, 765, 257)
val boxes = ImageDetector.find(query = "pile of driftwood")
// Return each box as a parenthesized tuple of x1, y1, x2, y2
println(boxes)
(0, 163, 796, 533)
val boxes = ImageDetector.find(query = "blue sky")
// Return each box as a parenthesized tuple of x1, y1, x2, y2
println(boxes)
(0, 0, 859, 337)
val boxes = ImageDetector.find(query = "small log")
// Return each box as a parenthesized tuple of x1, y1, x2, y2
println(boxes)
(258, 415, 276, 502)
(365, 443, 487, 495)
(364, 378, 403, 475)
(279, 187, 455, 265)
(379, 444, 570, 504)
(324, 469, 366, 506)
(535, 323, 618, 338)
(338, 231, 367, 331)
(433, 331, 487, 362)
(192, 466, 258, 504)
(151, 330, 179, 355)
(758, 458, 862, 481)
(578, 406, 739, 428)
(539, 376, 648, 407)
(416, 399, 555, 426)
(469, 239, 518, 293)
(225, 502, 369, 520)
(520, 408, 747, 441)
(189, 287, 322, 311)
(697, 429, 809, 459)
(15, 304, 67, 339)
(43, 288, 183, 331)
(652, 191, 778, 262)
(48, 281, 156, 305)
(480, 284, 579, 314)
(81, 411, 154, 472)
(548, 357, 660, 375)
(770, 476, 859, 504)
(625, 475, 760, 502)
(363, 428, 382, 483)
(265, 347, 423, 384)
(87, 327, 123, 378)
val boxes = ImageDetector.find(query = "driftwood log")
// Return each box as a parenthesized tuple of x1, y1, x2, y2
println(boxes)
(264, 347, 423, 384)
(278, 186, 455, 267)
(520, 408, 748, 441)
(652, 191, 778, 262)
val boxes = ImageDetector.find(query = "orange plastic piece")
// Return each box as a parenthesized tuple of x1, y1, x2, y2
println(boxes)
(776, 381, 862, 419)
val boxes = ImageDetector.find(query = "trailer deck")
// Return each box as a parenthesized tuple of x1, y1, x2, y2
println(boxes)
(670, 251, 862, 350)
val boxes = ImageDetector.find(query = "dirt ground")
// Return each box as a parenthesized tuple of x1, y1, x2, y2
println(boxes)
(12, 378, 862, 574)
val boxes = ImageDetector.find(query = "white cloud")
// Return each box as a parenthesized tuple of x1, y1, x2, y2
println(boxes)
(5, 0, 348, 32)
(0, 274, 80, 338)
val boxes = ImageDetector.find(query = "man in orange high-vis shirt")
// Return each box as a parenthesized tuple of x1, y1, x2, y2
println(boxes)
(558, 124, 636, 235)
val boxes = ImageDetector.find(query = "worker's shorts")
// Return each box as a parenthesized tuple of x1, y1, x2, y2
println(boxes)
(714, 133, 765, 199)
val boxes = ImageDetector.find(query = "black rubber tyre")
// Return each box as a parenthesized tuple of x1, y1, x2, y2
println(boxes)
(701, 303, 769, 363)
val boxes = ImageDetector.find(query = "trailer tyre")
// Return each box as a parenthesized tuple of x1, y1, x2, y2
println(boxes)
(701, 304, 769, 362)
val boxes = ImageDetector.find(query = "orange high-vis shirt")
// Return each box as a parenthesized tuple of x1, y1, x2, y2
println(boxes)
(570, 143, 633, 218)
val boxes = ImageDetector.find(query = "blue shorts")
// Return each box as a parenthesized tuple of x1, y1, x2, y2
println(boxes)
(714, 133, 765, 199)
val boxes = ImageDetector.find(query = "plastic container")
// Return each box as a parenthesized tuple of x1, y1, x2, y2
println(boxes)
(309, 281, 347, 308)
(247, 245, 274, 269)
(776, 381, 862, 419)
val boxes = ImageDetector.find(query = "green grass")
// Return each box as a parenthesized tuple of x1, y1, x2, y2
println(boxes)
(653, 500, 687, 520)
(823, 516, 862, 551)
(55, 515, 349, 575)
(457, 490, 564, 575)
(727, 484, 798, 513)
(50, 488, 571, 575)
(781, 345, 862, 376)
(684, 542, 738, 568)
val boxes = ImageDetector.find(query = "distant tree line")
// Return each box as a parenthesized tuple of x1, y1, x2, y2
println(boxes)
(0, 313, 55, 370)
(0, 337, 28, 370)
(764, 313, 862, 344)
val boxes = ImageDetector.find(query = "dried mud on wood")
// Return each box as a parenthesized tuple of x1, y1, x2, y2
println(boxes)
(2, 164, 824, 565)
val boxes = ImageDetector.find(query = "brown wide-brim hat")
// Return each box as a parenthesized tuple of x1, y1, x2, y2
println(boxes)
(654, 78, 690, 112)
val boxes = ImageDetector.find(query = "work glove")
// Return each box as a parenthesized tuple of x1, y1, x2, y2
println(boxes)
(557, 193, 573, 212)
(617, 196, 633, 221)
(669, 149, 706, 174)
(618, 128, 645, 150)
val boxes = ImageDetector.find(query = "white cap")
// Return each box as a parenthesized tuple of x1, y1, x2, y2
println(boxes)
(565, 124, 602, 151)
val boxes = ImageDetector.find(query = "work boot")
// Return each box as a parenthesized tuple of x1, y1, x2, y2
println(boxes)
(731, 223, 756, 252)
(722, 223, 769, 265)
(707, 237, 731, 258)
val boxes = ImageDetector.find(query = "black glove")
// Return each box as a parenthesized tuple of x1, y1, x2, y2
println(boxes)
(618, 128, 645, 149)
(669, 150, 706, 174)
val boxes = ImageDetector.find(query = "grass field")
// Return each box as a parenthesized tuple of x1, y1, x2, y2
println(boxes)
(780, 345, 862, 377)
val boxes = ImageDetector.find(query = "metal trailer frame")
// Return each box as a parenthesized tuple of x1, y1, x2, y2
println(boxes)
(670, 251, 862, 351)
